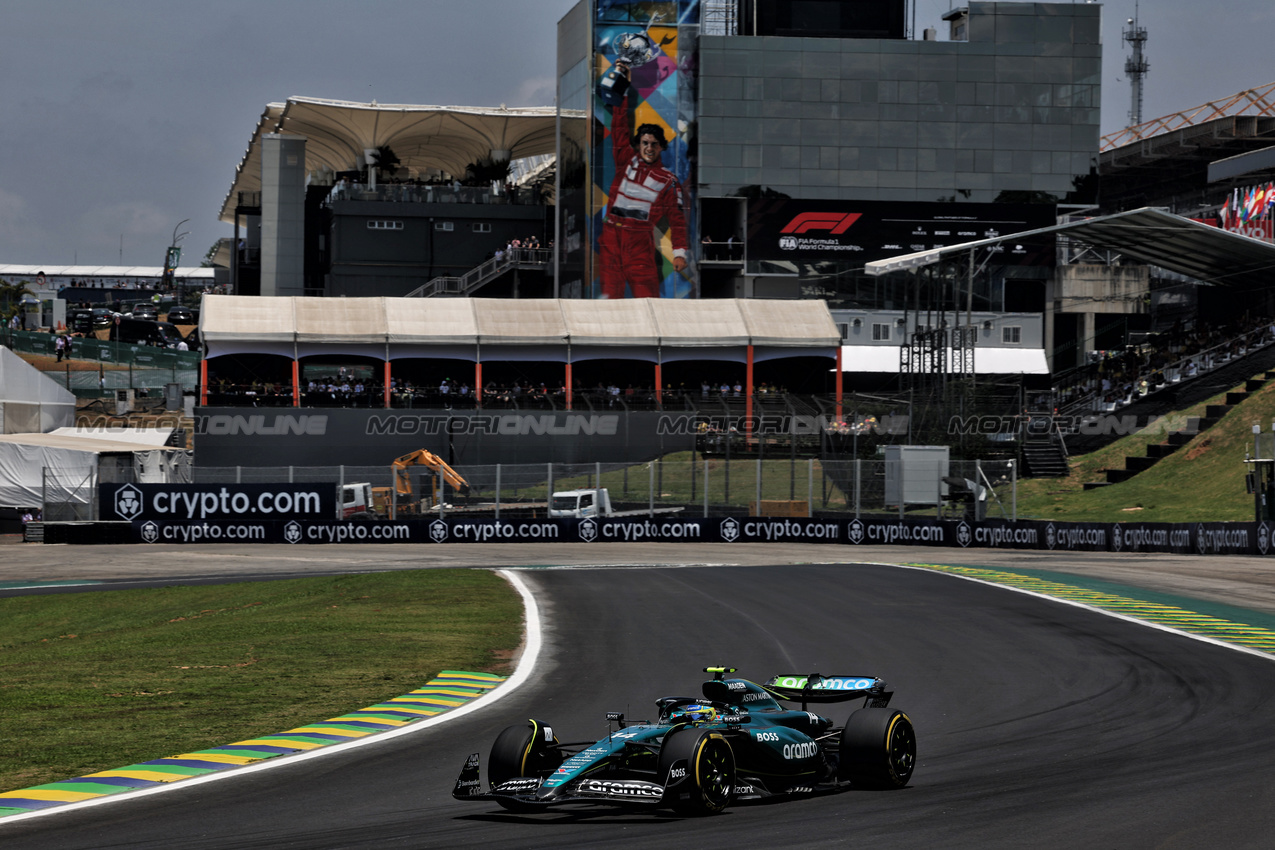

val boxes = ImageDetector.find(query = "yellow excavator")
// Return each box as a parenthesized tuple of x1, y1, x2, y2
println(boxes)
(385, 449, 470, 514)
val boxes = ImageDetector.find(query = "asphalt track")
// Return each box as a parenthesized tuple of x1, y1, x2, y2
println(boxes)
(3, 543, 1275, 848)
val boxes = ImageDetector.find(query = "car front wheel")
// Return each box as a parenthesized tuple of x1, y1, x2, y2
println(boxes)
(658, 728, 736, 815)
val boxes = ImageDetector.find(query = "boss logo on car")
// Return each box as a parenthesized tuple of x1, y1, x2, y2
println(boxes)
(755, 731, 780, 741)
(782, 742, 819, 759)
(668, 767, 686, 779)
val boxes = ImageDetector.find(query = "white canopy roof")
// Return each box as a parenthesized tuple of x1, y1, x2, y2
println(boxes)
(47, 426, 174, 447)
(220, 97, 583, 222)
(199, 296, 841, 357)
(0, 265, 214, 280)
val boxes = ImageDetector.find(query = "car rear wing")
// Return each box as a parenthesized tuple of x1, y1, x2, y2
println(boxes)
(763, 674, 892, 708)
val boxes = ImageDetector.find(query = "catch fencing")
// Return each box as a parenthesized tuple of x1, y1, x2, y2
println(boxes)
(2, 328, 199, 396)
(180, 458, 1017, 522)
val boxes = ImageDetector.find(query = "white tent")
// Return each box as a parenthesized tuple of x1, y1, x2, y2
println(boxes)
(0, 432, 189, 512)
(0, 346, 76, 434)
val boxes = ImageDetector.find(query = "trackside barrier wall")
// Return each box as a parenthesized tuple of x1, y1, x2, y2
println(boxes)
(38, 517, 1275, 556)
(169, 459, 1017, 522)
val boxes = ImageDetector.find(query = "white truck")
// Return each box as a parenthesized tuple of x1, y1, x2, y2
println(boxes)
(549, 488, 682, 519)
(340, 483, 380, 520)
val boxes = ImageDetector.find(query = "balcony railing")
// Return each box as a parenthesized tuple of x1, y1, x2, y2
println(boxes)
(323, 182, 546, 207)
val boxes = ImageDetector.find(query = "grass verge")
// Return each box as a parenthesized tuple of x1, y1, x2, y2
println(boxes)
(0, 569, 522, 793)
(1014, 368, 1275, 522)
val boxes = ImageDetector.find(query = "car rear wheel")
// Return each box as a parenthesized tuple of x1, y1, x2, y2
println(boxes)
(839, 708, 916, 788)
(658, 729, 735, 815)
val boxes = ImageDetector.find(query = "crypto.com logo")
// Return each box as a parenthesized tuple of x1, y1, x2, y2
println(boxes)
(720, 517, 741, 542)
(779, 212, 862, 235)
(115, 484, 144, 520)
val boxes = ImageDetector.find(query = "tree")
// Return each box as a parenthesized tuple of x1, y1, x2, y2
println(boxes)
(0, 281, 35, 321)
(463, 155, 511, 186)
(369, 145, 401, 181)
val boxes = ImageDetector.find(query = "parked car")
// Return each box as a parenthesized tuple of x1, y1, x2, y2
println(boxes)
(110, 317, 187, 348)
(68, 309, 94, 334)
(165, 306, 194, 324)
(89, 308, 115, 330)
(130, 303, 159, 319)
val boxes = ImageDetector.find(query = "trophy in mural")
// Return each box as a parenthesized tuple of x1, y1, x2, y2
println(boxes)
(597, 6, 680, 106)
(597, 31, 659, 105)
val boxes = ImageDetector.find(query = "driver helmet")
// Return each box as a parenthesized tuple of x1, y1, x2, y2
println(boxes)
(668, 703, 719, 726)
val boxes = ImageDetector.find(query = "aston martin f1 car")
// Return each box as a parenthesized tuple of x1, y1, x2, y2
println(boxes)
(452, 666, 916, 815)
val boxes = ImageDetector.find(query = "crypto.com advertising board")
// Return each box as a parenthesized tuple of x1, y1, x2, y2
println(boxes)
(117, 515, 1274, 556)
(590, 0, 699, 298)
(100, 482, 336, 523)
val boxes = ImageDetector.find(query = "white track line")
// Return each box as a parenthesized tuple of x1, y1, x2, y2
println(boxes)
(896, 563, 1275, 664)
(0, 568, 543, 824)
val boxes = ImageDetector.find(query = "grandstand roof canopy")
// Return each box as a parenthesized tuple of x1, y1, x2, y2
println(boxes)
(220, 97, 583, 223)
(865, 207, 1275, 290)
(199, 296, 842, 359)
(0, 265, 214, 281)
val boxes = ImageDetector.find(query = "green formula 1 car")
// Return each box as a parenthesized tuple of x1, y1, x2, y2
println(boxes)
(453, 665, 916, 815)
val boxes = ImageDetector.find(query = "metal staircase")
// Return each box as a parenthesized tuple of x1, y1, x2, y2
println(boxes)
(404, 249, 551, 298)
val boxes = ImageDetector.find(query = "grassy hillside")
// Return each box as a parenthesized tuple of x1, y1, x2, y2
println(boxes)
(1014, 369, 1275, 522)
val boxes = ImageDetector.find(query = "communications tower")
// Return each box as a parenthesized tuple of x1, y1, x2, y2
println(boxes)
(1123, 3, 1149, 127)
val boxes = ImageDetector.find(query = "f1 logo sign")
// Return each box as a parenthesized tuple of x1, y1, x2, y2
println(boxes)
(780, 212, 862, 235)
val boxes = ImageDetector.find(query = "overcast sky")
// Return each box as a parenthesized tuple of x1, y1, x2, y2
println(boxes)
(1, 0, 1270, 269)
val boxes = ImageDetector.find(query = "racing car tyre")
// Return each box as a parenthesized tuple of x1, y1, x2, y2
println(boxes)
(839, 708, 916, 788)
(488, 719, 562, 792)
(658, 729, 736, 816)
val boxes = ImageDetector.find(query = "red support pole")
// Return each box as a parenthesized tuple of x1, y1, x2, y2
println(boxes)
(565, 362, 573, 410)
(292, 359, 300, 407)
(654, 363, 663, 408)
(745, 344, 754, 444)
(199, 359, 208, 407)
(475, 362, 483, 408)
(384, 361, 392, 408)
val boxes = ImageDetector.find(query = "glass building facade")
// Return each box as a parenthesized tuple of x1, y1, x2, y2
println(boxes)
(693, 2, 1101, 311)
(697, 2, 1100, 203)
(558, 1, 1103, 313)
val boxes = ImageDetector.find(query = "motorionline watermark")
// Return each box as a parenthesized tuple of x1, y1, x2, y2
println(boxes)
(78, 415, 189, 431)
(657, 414, 910, 436)
(948, 413, 1200, 438)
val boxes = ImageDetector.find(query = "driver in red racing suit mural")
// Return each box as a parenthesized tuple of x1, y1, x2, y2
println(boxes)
(599, 62, 688, 298)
